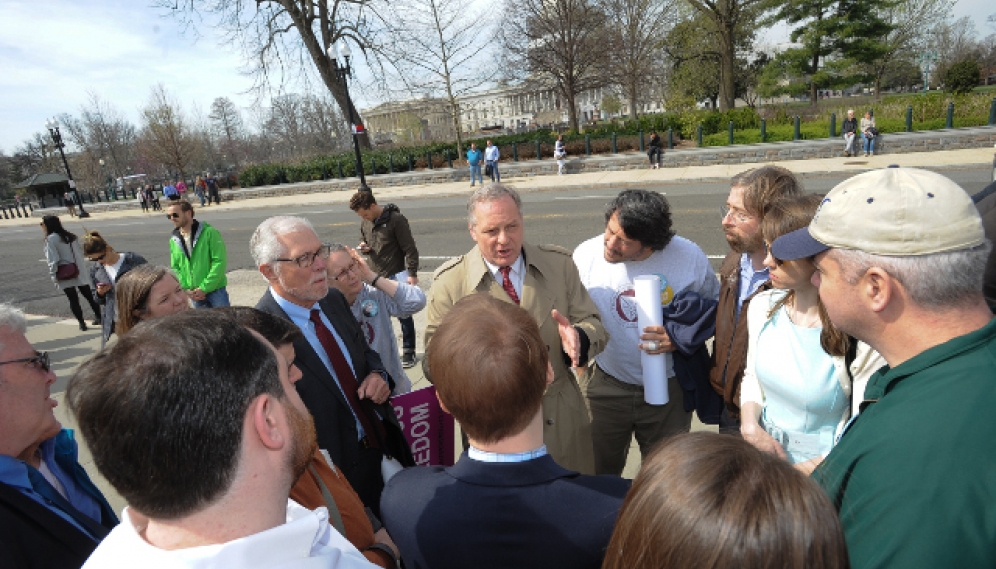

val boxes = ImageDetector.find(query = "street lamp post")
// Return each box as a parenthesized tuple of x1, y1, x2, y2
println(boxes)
(45, 118, 90, 217)
(328, 41, 371, 193)
(919, 51, 937, 93)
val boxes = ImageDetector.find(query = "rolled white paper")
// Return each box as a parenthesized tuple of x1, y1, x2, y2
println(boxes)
(635, 275, 668, 405)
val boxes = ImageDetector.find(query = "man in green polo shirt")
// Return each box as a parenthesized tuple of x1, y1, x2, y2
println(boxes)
(772, 167, 995, 569)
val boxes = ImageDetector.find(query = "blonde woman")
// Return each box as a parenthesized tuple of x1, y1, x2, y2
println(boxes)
(114, 265, 190, 335)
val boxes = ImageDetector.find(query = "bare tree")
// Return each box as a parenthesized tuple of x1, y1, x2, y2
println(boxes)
(932, 16, 982, 82)
(209, 97, 246, 165)
(600, 0, 677, 120)
(686, 0, 766, 112)
(300, 93, 350, 154)
(503, 0, 609, 132)
(868, 0, 953, 98)
(379, 0, 497, 153)
(157, 0, 386, 149)
(139, 84, 196, 179)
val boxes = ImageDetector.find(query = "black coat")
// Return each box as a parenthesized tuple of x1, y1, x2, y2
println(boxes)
(0, 482, 108, 569)
(381, 453, 630, 569)
(256, 288, 414, 511)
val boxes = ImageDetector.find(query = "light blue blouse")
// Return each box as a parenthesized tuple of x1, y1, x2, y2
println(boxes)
(755, 303, 845, 463)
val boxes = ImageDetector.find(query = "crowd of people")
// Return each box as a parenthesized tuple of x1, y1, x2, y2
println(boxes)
(6, 166, 996, 569)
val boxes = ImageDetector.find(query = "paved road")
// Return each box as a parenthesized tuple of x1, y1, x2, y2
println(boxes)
(5, 167, 992, 318)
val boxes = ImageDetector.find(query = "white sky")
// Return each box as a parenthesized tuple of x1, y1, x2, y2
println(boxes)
(0, 0, 992, 153)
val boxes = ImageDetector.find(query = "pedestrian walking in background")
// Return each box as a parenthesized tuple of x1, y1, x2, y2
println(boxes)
(554, 135, 567, 175)
(206, 174, 221, 205)
(194, 175, 207, 206)
(81, 231, 148, 346)
(484, 139, 500, 182)
(349, 191, 421, 369)
(63, 192, 76, 217)
(41, 215, 101, 331)
(175, 178, 188, 197)
(648, 131, 663, 168)
(162, 180, 179, 201)
(466, 142, 484, 186)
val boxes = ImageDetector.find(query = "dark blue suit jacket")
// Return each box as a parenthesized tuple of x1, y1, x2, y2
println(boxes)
(380, 452, 630, 569)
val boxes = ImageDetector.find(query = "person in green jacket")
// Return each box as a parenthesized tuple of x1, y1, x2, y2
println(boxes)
(166, 200, 229, 308)
(772, 167, 996, 569)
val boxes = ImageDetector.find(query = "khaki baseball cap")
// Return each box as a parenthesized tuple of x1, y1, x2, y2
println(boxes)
(771, 167, 985, 260)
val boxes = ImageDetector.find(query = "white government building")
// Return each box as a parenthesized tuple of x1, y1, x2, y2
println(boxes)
(361, 82, 665, 144)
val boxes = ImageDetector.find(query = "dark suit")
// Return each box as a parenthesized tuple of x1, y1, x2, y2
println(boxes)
(257, 288, 413, 513)
(0, 482, 107, 569)
(380, 453, 631, 569)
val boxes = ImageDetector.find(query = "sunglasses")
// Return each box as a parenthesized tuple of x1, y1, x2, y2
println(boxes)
(87, 253, 106, 263)
(0, 352, 51, 373)
(166, 213, 182, 219)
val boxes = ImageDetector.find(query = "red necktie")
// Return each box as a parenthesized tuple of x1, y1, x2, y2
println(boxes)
(499, 266, 520, 305)
(309, 309, 382, 449)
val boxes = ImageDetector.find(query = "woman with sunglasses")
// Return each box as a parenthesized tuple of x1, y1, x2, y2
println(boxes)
(41, 215, 102, 332)
(739, 194, 884, 473)
(114, 265, 190, 336)
(81, 232, 147, 346)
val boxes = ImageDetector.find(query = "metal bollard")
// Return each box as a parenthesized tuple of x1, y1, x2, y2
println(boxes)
(338, 161, 345, 179)
(667, 128, 673, 150)
(946, 102, 954, 129)
(728, 121, 734, 145)
(906, 106, 913, 132)
(697, 124, 703, 147)
(322, 164, 328, 180)
(585, 134, 591, 156)
(407, 154, 414, 171)
(990, 98, 996, 126)
(612, 132, 617, 154)
(830, 112, 836, 138)
(447, 149, 453, 169)
(761, 118, 767, 143)
(794, 116, 801, 141)
(639, 130, 645, 152)
(388, 155, 394, 174)
(425, 152, 432, 170)
(513, 142, 519, 162)
(535, 139, 541, 160)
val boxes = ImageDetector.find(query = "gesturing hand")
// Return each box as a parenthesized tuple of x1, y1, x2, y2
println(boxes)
(552, 309, 580, 368)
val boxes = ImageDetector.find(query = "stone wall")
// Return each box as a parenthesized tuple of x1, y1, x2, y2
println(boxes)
(31, 126, 996, 216)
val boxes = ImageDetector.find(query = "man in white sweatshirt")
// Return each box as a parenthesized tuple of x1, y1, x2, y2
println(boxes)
(67, 310, 376, 569)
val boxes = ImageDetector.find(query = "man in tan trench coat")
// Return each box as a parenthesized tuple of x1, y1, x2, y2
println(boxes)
(424, 184, 606, 474)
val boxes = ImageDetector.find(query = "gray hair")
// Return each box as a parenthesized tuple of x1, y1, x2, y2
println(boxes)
(250, 216, 317, 268)
(829, 241, 992, 309)
(0, 304, 27, 361)
(467, 183, 522, 227)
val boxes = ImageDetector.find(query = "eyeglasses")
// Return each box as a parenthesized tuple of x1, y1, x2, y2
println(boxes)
(0, 352, 51, 373)
(166, 213, 181, 219)
(274, 244, 331, 269)
(720, 205, 753, 225)
(329, 259, 359, 281)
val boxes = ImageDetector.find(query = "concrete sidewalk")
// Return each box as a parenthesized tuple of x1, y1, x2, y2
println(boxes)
(8, 146, 994, 228)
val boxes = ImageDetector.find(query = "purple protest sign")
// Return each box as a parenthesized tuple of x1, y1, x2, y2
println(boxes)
(391, 385, 456, 467)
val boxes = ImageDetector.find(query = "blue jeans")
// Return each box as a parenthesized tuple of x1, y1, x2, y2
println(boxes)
(192, 286, 230, 308)
(863, 133, 875, 154)
(487, 160, 500, 182)
(469, 164, 483, 185)
(389, 273, 416, 351)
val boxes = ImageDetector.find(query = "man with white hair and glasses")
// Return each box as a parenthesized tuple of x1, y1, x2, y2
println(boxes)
(252, 216, 413, 515)
(0, 303, 117, 568)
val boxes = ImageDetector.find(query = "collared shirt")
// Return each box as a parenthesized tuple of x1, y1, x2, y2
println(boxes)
(0, 434, 102, 539)
(484, 145, 500, 161)
(468, 445, 548, 463)
(483, 252, 525, 300)
(737, 252, 769, 316)
(82, 501, 374, 569)
(272, 289, 365, 437)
